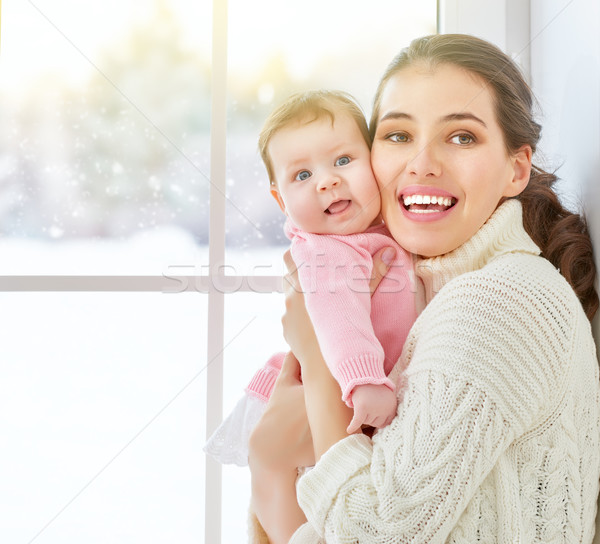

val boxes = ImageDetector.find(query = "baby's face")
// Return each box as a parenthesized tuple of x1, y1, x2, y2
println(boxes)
(269, 113, 381, 235)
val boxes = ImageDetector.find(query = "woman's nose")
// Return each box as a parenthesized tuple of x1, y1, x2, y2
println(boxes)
(317, 175, 341, 192)
(407, 144, 442, 178)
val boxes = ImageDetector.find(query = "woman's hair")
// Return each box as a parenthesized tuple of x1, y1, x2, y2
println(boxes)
(258, 90, 371, 186)
(370, 34, 598, 320)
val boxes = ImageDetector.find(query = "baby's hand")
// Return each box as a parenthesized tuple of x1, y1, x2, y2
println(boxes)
(347, 383, 398, 434)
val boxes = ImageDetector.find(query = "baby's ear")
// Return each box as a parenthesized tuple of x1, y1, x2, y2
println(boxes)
(270, 186, 286, 213)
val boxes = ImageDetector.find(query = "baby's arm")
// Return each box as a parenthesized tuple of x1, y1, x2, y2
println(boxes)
(347, 383, 398, 434)
(290, 234, 394, 403)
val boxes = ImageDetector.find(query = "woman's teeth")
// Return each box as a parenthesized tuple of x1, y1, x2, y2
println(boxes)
(403, 195, 454, 207)
(402, 194, 456, 213)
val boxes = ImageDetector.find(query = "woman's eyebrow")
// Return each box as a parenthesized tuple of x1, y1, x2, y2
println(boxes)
(378, 111, 412, 123)
(379, 111, 487, 129)
(441, 113, 487, 127)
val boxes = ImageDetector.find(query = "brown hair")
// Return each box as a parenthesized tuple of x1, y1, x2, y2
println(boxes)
(370, 34, 598, 320)
(258, 90, 371, 186)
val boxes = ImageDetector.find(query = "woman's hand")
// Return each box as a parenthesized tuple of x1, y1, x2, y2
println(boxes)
(280, 250, 321, 366)
(371, 246, 398, 291)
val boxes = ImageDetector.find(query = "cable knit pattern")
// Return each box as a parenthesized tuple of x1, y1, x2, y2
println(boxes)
(291, 200, 600, 543)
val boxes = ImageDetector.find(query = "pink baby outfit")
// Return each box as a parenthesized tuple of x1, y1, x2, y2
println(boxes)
(247, 220, 418, 405)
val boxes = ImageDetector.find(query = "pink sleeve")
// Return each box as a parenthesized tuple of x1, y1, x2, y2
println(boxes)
(291, 235, 394, 405)
(245, 352, 286, 402)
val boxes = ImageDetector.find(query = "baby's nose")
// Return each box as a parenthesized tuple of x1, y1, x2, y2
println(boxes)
(317, 176, 341, 192)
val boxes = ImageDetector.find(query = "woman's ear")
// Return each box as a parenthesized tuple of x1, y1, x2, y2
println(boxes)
(504, 145, 533, 197)
(270, 186, 286, 213)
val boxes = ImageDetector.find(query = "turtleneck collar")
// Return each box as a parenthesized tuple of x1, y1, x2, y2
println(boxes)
(416, 199, 541, 303)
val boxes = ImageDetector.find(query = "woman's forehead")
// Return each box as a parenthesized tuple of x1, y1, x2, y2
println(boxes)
(378, 64, 495, 121)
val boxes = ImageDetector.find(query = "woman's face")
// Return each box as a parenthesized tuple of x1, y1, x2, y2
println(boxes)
(371, 63, 531, 257)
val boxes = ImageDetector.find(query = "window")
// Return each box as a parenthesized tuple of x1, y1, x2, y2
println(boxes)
(0, 1, 437, 542)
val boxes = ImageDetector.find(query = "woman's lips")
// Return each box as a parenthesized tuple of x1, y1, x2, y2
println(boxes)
(399, 186, 457, 214)
(398, 187, 457, 220)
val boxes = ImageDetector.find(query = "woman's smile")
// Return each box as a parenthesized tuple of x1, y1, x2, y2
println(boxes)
(399, 185, 457, 219)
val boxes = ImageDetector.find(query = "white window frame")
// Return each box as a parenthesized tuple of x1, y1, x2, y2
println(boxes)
(2, 2, 530, 542)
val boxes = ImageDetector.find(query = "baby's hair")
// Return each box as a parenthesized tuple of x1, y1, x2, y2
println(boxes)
(258, 90, 371, 186)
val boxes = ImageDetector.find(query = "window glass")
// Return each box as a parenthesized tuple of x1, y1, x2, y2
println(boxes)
(0, 292, 207, 542)
(0, 1, 211, 274)
(224, 0, 438, 274)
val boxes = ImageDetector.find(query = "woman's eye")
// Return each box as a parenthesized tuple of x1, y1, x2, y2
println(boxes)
(451, 133, 474, 145)
(387, 132, 410, 143)
(335, 156, 351, 166)
(295, 170, 312, 181)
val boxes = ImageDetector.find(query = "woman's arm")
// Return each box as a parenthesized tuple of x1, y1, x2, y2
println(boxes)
(300, 348, 354, 462)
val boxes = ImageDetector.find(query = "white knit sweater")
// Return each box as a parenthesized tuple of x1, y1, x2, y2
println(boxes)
(290, 200, 600, 543)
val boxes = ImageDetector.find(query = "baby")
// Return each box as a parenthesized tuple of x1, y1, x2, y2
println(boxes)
(205, 90, 417, 465)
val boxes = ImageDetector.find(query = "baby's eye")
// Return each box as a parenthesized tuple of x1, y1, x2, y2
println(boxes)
(451, 133, 474, 145)
(387, 132, 410, 143)
(335, 156, 351, 166)
(295, 170, 312, 181)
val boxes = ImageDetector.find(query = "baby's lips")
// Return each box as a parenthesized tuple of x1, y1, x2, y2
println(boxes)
(325, 199, 351, 214)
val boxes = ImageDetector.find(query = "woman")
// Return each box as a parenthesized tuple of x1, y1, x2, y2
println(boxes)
(249, 34, 600, 543)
